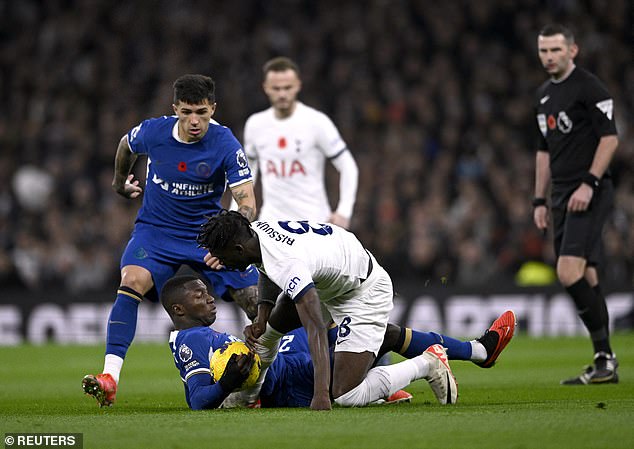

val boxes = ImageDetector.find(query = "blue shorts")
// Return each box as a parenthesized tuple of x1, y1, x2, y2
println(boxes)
(120, 223, 258, 302)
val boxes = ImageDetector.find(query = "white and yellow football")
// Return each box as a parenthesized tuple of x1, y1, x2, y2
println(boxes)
(210, 341, 261, 390)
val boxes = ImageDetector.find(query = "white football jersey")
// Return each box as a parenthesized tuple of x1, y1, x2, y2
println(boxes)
(252, 220, 370, 303)
(244, 102, 348, 222)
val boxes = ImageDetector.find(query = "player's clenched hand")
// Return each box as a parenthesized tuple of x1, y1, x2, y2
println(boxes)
(567, 184, 593, 212)
(204, 252, 225, 270)
(329, 212, 350, 229)
(115, 174, 143, 199)
(244, 322, 266, 350)
(310, 393, 332, 411)
(236, 351, 256, 376)
(218, 352, 255, 392)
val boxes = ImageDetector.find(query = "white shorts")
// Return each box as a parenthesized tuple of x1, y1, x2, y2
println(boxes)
(325, 256, 393, 356)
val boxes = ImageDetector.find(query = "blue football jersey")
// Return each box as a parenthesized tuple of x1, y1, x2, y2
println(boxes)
(260, 327, 338, 408)
(127, 116, 252, 239)
(169, 326, 337, 409)
(168, 326, 240, 408)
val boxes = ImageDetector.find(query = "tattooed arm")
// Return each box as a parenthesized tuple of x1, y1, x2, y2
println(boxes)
(229, 181, 257, 221)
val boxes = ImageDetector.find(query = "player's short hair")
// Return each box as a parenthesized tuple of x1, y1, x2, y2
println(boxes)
(160, 274, 201, 317)
(539, 24, 575, 45)
(173, 74, 216, 105)
(197, 209, 253, 254)
(262, 56, 300, 78)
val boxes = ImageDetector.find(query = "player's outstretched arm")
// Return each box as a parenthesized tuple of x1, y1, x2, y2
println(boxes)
(112, 135, 142, 199)
(244, 275, 281, 349)
(295, 288, 332, 411)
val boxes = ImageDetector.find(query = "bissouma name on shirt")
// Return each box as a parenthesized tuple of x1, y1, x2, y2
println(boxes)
(255, 221, 295, 245)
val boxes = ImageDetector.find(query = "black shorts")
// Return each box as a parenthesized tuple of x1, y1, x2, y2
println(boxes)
(551, 179, 613, 265)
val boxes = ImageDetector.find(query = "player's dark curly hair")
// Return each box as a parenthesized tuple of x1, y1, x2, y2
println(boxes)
(197, 209, 253, 254)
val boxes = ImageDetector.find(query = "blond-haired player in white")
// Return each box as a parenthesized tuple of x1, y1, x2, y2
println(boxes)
(243, 57, 358, 229)
(197, 211, 461, 411)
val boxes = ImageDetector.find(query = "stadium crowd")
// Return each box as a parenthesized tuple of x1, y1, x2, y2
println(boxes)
(1, 0, 632, 293)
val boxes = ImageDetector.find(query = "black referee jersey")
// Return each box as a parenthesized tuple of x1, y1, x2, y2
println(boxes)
(534, 66, 617, 185)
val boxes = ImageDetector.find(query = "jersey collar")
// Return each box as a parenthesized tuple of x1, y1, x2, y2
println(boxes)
(551, 64, 576, 84)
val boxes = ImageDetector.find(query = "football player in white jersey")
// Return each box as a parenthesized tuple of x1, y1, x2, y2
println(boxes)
(198, 211, 468, 410)
(243, 57, 358, 229)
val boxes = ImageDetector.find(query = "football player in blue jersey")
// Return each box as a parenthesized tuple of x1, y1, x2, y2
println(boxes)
(164, 276, 257, 409)
(82, 75, 259, 407)
(162, 275, 515, 410)
(162, 274, 319, 409)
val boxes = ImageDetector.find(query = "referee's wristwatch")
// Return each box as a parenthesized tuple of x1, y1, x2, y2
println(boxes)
(581, 172, 600, 191)
(532, 197, 547, 208)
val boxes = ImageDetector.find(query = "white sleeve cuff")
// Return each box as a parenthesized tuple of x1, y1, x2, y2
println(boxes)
(331, 149, 359, 219)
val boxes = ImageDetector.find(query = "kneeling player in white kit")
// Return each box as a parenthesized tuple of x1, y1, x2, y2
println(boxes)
(198, 211, 495, 410)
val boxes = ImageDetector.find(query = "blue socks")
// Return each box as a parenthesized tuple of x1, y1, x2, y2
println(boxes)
(396, 328, 472, 361)
(105, 287, 142, 359)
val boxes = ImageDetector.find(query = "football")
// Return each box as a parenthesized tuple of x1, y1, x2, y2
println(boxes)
(210, 341, 262, 390)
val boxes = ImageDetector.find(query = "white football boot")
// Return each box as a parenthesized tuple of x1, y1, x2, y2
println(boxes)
(422, 344, 458, 405)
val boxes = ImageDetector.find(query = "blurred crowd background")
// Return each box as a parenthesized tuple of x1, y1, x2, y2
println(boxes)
(1, 0, 632, 295)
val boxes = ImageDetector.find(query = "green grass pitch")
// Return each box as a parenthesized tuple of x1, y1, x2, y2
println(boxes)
(1, 334, 633, 449)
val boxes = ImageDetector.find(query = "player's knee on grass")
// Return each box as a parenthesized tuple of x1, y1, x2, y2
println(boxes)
(331, 351, 375, 399)
(334, 366, 391, 407)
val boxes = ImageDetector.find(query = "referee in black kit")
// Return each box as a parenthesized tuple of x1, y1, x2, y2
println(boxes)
(532, 24, 619, 385)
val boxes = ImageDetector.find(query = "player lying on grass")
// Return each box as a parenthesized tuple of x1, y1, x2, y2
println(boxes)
(197, 211, 516, 410)
(157, 275, 515, 410)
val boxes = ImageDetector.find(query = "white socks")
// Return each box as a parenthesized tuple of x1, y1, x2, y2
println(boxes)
(470, 340, 487, 362)
(253, 325, 284, 369)
(103, 354, 124, 384)
(334, 356, 430, 407)
(220, 324, 284, 408)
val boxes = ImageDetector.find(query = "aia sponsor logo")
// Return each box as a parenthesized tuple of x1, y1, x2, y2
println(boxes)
(265, 160, 306, 177)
